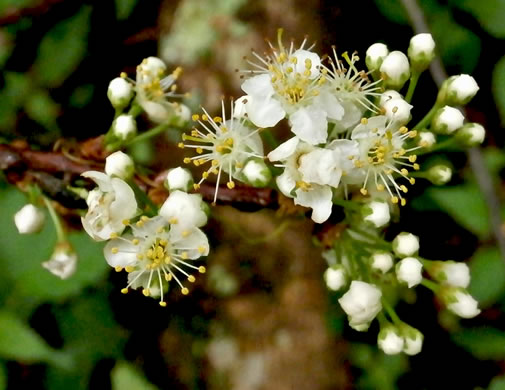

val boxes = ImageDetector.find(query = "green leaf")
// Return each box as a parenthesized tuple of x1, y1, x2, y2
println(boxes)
(483, 147, 505, 177)
(111, 361, 158, 390)
(493, 55, 505, 126)
(373, 0, 409, 24)
(24, 89, 60, 132)
(0, 310, 69, 367)
(489, 376, 505, 390)
(469, 247, 505, 307)
(426, 184, 490, 238)
(452, 0, 505, 38)
(34, 6, 91, 88)
(452, 327, 505, 360)
(115, 0, 138, 20)
(0, 72, 31, 132)
(0, 0, 36, 14)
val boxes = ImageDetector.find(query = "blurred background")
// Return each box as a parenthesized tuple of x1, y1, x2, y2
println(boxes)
(0, 0, 505, 388)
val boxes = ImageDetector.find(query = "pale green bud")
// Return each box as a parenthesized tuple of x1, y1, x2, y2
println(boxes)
(239, 158, 272, 187)
(408, 33, 436, 72)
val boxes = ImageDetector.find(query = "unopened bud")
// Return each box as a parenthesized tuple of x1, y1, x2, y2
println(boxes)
(371, 252, 394, 273)
(113, 114, 137, 141)
(165, 167, 193, 192)
(239, 158, 272, 187)
(324, 266, 347, 291)
(455, 123, 485, 146)
(378, 324, 404, 355)
(105, 151, 134, 180)
(380, 51, 410, 90)
(383, 97, 413, 125)
(362, 200, 390, 228)
(408, 33, 436, 72)
(426, 164, 452, 185)
(438, 74, 479, 106)
(366, 43, 389, 71)
(400, 323, 423, 355)
(441, 287, 481, 318)
(396, 257, 423, 288)
(107, 77, 133, 110)
(425, 260, 470, 288)
(14, 204, 45, 234)
(392, 232, 419, 257)
(379, 90, 402, 107)
(431, 106, 464, 134)
(418, 131, 436, 148)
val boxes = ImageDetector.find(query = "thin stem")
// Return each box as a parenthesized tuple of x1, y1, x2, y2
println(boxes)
(333, 198, 361, 211)
(347, 227, 392, 249)
(382, 298, 401, 325)
(421, 278, 440, 293)
(405, 71, 421, 103)
(43, 196, 65, 242)
(128, 103, 143, 118)
(126, 123, 172, 146)
(416, 137, 456, 156)
(260, 129, 279, 150)
(412, 102, 440, 130)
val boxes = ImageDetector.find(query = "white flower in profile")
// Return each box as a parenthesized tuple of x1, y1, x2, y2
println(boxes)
(42, 241, 78, 280)
(392, 232, 420, 257)
(107, 77, 133, 110)
(350, 116, 420, 206)
(268, 137, 334, 223)
(81, 171, 137, 241)
(181, 100, 264, 204)
(371, 252, 394, 273)
(443, 287, 481, 318)
(378, 325, 404, 355)
(14, 204, 45, 234)
(363, 200, 390, 228)
(324, 266, 347, 291)
(105, 151, 134, 180)
(400, 323, 424, 355)
(338, 281, 382, 331)
(456, 123, 486, 146)
(431, 106, 465, 134)
(396, 257, 423, 288)
(426, 261, 470, 288)
(104, 216, 209, 305)
(240, 29, 341, 144)
(159, 190, 208, 232)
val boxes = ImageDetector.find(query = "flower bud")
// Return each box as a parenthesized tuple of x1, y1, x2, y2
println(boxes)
(362, 200, 390, 228)
(408, 33, 436, 72)
(338, 281, 382, 331)
(107, 77, 133, 110)
(105, 151, 134, 180)
(159, 191, 208, 231)
(379, 90, 402, 107)
(425, 164, 452, 185)
(383, 97, 413, 125)
(371, 252, 394, 273)
(418, 131, 436, 148)
(425, 260, 470, 288)
(165, 167, 193, 192)
(14, 204, 45, 234)
(42, 241, 78, 279)
(441, 287, 481, 318)
(392, 232, 420, 257)
(438, 74, 479, 106)
(239, 158, 272, 188)
(431, 106, 464, 134)
(378, 325, 404, 355)
(455, 123, 485, 146)
(380, 51, 410, 90)
(113, 114, 137, 141)
(140, 56, 167, 76)
(396, 257, 423, 288)
(366, 43, 389, 71)
(400, 323, 423, 355)
(324, 266, 347, 291)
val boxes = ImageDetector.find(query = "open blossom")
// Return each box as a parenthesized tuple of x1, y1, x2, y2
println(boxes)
(104, 216, 209, 305)
(338, 281, 382, 331)
(181, 100, 264, 204)
(42, 241, 77, 280)
(240, 29, 342, 144)
(159, 190, 208, 232)
(81, 171, 137, 241)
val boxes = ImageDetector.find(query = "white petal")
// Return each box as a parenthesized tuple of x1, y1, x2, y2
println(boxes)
(314, 90, 344, 120)
(268, 137, 299, 161)
(294, 185, 333, 223)
(289, 106, 328, 145)
(245, 96, 285, 128)
(109, 178, 138, 229)
(241, 74, 275, 97)
(276, 170, 296, 197)
(82, 171, 112, 192)
(104, 238, 138, 268)
(171, 227, 209, 259)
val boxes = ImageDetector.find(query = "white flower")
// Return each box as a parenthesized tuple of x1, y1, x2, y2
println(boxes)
(363, 200, 390, 228)
(427, 261, 470, 288)
(456, 123, 486, 146)
(408, 33, 436, 71)
(338, 281, 382, 331)
(440, 74, 479, 105)
(268, 138, 334, 223)
(81, 171, 137, 241)
(379, 90, 403, 107)
(401, 324, 424, 355)
(380, 51, 410, 90)
(42, 241, 77, 280)
(104, 216, 209, 305)
(107, 77, 133, 110)
(182, 101, 264, 203)
(366, 43, 389, 71)
(350, 116, 419, 206)
(159, 190, 207, 232)
(14, 204, 45, 234)
(382, 97, 413, 125)
(378, 325, 404, 355)
(426, 165, 452, 185)
(324, 266, 347, 291)
(396, 257, 423, 288)
(432, 106, 464, 134)
(105, 151, 134, 180)
(241, 30, 341, 144)
(239, 158, 272, 187)
(418, 131, 436, 147)
(371, 252, 394, 273)
(134, 57, 185, 123)
(165, 167, 193, 192)
(443, 288, 481, 318)
(113, 114, 137, 141)
(392, 232, 420, 257)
